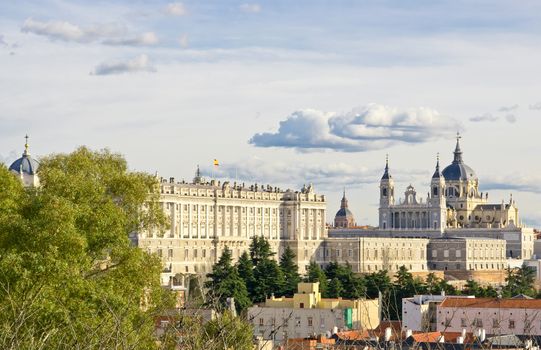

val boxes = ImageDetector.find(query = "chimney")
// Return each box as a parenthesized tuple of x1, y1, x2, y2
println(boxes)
(438, 335, 445, 343)
(384, 327, 392, 342)
(406, 329, 413, 338)
(457, 336, 464, 344)
(480, 329, 486, 342)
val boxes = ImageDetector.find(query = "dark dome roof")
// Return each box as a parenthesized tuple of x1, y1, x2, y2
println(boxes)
(9, 153, 39, 175)
(335, 207, 354, 218)
(442, 136, 477, 182)
(442, 162, 476, 181)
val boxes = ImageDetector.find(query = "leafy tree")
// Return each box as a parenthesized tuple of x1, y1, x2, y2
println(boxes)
(0, 148, 172, 349)
(327, 278, 344, 298)
(425, 273, 457, 296)
(160, 311, 254, 350)
(279, 246, 301, 296)
(305, 260, 328, 295)
(205, 247, 251, 312)
(236, 251, 256, 298)
(325, 262, 365, 299)
(364, 270, 392, 299)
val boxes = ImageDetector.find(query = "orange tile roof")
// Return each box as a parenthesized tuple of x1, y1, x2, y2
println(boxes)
(410, 332, 475, 344)
(410, 332, 443, 343)
(439, 297, 541, 309)
(335, 330, 371, 340)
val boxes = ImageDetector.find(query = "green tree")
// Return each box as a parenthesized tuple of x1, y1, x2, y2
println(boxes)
(389, 266, 426, 320)
(327, 278, 344, 298)
(236, 251, 256, 298)
(249, 236, 284, 302)
(252, 258, 285, 302)
(305, 260, 328, 295)
(325, 262, 365, 299)
(205, 247, 251, 312)
(0, 148, 172, 349)
(249, 236, 273, 266)
(503, 265, 537, 297)
(364, 270, 392, 299)
(279, 246, 301, 296)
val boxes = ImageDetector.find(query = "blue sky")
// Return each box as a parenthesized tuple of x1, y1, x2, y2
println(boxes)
(1, 0, 540, 227)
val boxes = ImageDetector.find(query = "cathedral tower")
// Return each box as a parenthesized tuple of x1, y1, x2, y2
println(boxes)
(379, 155, 394, 229)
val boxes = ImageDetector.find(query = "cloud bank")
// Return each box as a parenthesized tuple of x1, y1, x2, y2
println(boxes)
(21, 18, 157, 46)
(91, 54, 156, 75)
(470, 113, 498, 122)
(498, 104, 519, 112)
(529, 102, 541, 110)
(250, 104, 461, 152)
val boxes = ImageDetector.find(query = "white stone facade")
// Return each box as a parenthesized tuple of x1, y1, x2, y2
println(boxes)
(137, 174, 327, 285)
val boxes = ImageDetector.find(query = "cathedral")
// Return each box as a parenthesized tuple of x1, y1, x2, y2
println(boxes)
(334, 190, 356, 228)
(378, 134, 520, 232)
(8, 135, 40, 187)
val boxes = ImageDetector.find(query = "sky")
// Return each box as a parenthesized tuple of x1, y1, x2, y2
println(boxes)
(1, 0, 540, 227)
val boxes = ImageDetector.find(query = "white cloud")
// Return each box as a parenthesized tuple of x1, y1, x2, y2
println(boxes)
(103, 32, 158, 46)
(469, 112, 498, 122)
(0, 35, 7, 46)
(178, 34, 189, 48)
(166, 3, 187, 16)
(529, 102, 541, 110)
(239, 3, 261, 13)
(91, 54, 156, 75)
(21, 18, 155, 46)
(498, 104, 519, 112)
(250, 104, 461, 152)
(505, 114, 517, 123)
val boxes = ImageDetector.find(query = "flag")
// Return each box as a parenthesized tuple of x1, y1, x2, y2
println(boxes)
(213, 159, 219, 167)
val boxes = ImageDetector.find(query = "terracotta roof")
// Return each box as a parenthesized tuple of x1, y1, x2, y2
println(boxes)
(410, 332, 444, 343)
(335, 330, 371, 341)
(410, 332, 475, 344)
(439, 297, 541, 309)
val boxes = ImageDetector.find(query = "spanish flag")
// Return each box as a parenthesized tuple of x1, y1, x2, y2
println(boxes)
(213, 159, 219, 167)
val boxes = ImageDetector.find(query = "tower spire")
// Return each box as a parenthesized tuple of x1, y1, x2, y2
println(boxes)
(340, 188, 348, 209)
(432, 152, 443, 178)
(381, 154, 391, 180)
(453, 132, 463, 163)
(23, 134, 30, 156)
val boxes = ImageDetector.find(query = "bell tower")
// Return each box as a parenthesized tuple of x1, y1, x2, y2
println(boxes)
(379, 155, 394, 229)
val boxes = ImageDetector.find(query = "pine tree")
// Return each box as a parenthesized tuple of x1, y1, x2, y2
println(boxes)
(237, 251, 255, 299)
(205, 247, 251, 312)
(252, 258, 285, 302)
(327, 278, 343, 298)
(249, 236, 273, 266)
(279, 246, 301, 297)
(305, 261, 328, 295)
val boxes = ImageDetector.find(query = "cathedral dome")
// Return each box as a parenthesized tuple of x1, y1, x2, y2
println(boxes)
(442, 135, 477, 182)
(335, 207, 354, 218)
(9, 137, 40, 175)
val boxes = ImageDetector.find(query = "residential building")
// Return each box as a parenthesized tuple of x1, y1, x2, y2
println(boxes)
(437, 297, 541, 336)
(248, 282, 380, 343)
(402, 295, 475, 332)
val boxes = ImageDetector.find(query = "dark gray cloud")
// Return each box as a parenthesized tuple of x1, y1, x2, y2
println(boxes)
(498, 104, 519, 112)
(469, 113, 498, 122)
(249, 104, 461, 152)
(91, 54, 156, 75)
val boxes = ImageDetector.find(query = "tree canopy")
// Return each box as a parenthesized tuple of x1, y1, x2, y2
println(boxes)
(0, 147, 171, 349)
